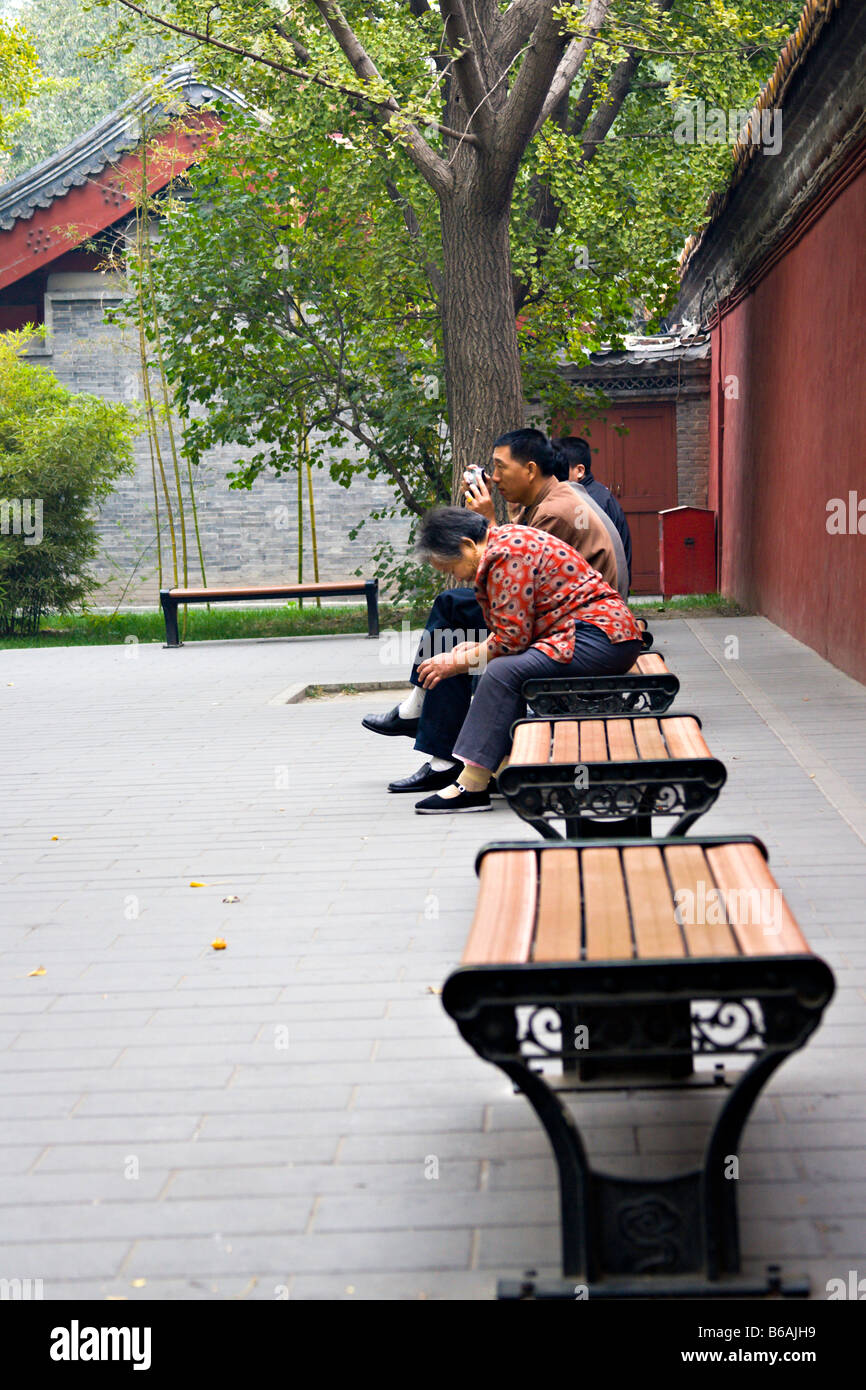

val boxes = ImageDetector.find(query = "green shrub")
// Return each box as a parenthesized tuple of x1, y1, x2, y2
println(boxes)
(0, 330, 136, 635)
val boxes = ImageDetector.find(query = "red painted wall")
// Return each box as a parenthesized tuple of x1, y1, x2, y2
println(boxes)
(710, 160, 866, 684)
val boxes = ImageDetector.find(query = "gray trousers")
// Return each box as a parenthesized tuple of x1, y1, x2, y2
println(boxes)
(453, 624, 643, 772)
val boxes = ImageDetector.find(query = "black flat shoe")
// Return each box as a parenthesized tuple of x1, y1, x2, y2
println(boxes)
(415, 786, 492, 814)
(388, 761, 462, 793)
(361, 704, 419, 739)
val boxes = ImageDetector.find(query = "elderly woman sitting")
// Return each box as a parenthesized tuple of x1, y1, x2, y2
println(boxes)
(414, 507, 644, 814)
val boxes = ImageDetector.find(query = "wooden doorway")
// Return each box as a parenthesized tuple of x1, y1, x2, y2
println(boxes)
(567, 403, 677, 593)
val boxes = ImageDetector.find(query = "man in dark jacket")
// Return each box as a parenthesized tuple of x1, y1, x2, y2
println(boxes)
(553, 436, 632, 588)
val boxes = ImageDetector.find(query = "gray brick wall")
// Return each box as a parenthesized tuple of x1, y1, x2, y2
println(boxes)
(675, 395, 711, 508)
(41, 291, 411, 606)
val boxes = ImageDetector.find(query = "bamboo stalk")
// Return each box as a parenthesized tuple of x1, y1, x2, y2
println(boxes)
(133, 163, 177, 587)
(147, 428, 163, 589)
(297, 435, 304, 609)
(140, 200, 189, 591)
(303, 413, 320, 608)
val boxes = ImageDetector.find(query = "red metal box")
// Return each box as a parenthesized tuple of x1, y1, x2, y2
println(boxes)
(658, 506, 716, 598)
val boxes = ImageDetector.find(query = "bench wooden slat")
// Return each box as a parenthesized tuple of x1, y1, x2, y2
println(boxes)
(168, 582, 367, 600)
(634, 653, 668, 674)
(623, 846, 686, 958)
(632, 718, 669, 761)
(511, 722, 552, 765)
(577, 720, 608, 762)
(462, 852, 537, 965)
(660, 716, 712, 759)
(706, 844, 810, 956)
(606, 719, 640, 761)
(582, 848, 633, 960)
(663, 844, 739, 957)
(550, 721, 580, 764)
(534, 850, 581, 961)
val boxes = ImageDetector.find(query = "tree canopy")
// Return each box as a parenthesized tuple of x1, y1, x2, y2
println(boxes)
(116, 2, 798, 525)
(0, 0, 168, 178)
(0, 14, 40, 165)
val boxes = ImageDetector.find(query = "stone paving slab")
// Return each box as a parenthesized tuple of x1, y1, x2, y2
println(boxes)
(1, 617, 865, 1300)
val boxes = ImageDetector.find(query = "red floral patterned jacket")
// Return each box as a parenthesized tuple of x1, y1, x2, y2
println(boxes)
(474, 524, 642, 662)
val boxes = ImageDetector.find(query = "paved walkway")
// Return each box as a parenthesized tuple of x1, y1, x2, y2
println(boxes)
(1, 617, 864, 1300)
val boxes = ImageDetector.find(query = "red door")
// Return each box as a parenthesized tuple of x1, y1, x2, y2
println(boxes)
(568, 403, 677, 593)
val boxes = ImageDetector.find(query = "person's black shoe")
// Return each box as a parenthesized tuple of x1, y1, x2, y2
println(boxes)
(388, 761, 462, 793)
(361, 704, 419, 739)
(415, 786, 492, 814)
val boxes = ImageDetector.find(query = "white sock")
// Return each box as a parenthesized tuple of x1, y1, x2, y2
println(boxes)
(430, 756, 457, 772)
(398, 687, 425, 720)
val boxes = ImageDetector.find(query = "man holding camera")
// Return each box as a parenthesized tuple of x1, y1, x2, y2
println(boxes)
(361, 427, 620, 795)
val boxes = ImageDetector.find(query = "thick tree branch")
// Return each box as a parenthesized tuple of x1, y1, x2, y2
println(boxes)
(530, 0, 613, 137)
(491, 2, 571, 192)
(437, 0, 495, 144)
(494, 0, 548, 67)
(569, 70, 598, 135)
(270, 22, 312, 66)
(312, 0, 456, 193)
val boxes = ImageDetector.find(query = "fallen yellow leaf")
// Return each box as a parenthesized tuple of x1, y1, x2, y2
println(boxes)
(189, 880, 208, 887)
(211, 938, 227, 950)
(28, 966, 46, 977)
(51, 836, 59, 841)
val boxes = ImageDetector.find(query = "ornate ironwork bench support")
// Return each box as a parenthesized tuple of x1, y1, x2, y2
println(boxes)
(443, 956, 835, 1300)
(499, 716, 727, 841)
(523, 671, 679, 718)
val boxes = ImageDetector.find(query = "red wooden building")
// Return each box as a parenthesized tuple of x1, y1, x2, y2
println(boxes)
(678, 0, 866, 683)
(0, 69, 229, 331)
(557, 334, 711, 594)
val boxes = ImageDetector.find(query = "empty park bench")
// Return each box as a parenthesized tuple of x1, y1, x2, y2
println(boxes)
(160, 579, 379, 646)
(500, 712, 726, 839)
(442, 834, 835, 1299)
(523, 651, 678, 718)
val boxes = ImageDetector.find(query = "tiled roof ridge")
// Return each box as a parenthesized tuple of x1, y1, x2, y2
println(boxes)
(679, 0, 845, 273)
(0, 64, 245, 232)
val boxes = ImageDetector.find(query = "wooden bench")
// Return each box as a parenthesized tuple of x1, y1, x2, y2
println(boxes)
(523, 651, 678, 717)
(159, 580, 379, 646)
(442, 834, 835, 1299)
(500, 712, 726, 839)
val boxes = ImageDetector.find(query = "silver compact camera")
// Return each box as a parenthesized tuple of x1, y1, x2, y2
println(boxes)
(461, 466, 487, 506)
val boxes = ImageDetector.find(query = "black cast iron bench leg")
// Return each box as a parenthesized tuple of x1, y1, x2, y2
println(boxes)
(495, 1045, 806, 1298)
(365, 580, 380, 638)
(161, 592, 180, 647)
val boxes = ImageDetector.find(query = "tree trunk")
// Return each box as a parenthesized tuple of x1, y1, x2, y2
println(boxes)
(439, 189, 525, 501)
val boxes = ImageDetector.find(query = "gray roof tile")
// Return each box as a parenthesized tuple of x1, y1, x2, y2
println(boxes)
(0, 65, 245, 231)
